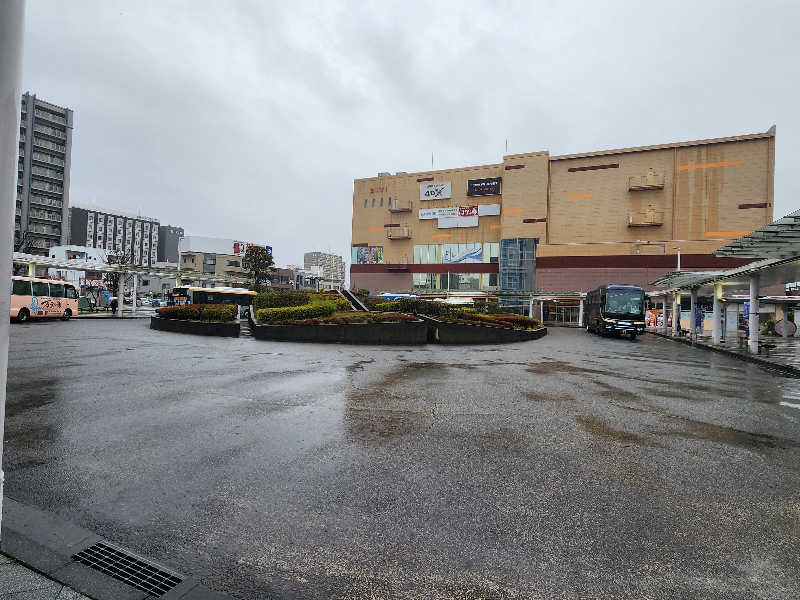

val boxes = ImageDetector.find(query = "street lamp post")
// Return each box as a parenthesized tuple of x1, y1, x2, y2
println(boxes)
(0, 0, 26, 541)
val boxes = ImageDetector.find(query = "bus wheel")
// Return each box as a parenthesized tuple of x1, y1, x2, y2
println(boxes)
(629, 333, 636, 341)
(16, 308, 29, 323)
(61, 309, 71, 321)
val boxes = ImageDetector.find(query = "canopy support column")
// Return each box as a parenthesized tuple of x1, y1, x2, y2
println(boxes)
(712, 283, 722, 345)
(116, 273, 124, 319)
(578, 298, 584, 327)
(672, 292, 681, 336)
(749, 274, 760, 353)
(131, 274, 137, 314)
(661, 296, 668, 335)
(690, 287, 698, 345)
(528, 295, 533, 318)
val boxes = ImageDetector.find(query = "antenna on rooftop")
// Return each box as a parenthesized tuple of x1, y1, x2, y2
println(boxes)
(505, 139, 508, 154)
(431, 152, 434, 169)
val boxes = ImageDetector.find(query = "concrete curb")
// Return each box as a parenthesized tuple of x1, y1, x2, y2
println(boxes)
(1, 497, 232, 599)
(648, 331, 800, 378)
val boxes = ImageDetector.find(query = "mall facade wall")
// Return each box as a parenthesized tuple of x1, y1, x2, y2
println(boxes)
(350, 128, 775, 294)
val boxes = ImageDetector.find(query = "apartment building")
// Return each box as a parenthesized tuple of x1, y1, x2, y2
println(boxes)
(304, 251, 345, 283)
(15, 93, 74, 255)
(69, 204, 159, 266)
(351, 127, 776, 293)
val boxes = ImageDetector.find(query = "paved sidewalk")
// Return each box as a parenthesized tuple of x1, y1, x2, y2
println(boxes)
(648, 329, 800, 377)
(0, 554, 91, 600)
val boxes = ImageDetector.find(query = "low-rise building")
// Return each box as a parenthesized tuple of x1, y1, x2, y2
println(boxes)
(304, 251, 345, 285)
(179, 236, 272, 287)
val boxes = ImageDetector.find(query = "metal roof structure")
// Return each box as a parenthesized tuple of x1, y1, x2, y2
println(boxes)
(714, 209, 800, 259)
(11, 252, 246, 285)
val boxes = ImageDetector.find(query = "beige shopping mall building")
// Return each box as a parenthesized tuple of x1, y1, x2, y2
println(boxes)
(350, 127, 776, 294)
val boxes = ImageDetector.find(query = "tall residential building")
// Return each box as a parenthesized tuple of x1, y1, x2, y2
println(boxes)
(157, 224, 184, 263)
(69, 204, 159, 266)
(304, 251, 345, 282)
(16, 93, 74, 255)
(350, 127, 776, 293)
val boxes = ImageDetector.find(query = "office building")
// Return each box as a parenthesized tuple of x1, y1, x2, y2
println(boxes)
(69, 204, 159, 266)
(304, 251, 345, 283)
(158, 224, 184, 263)
(16, 93, 74, 255)
(350, 127, 776, 293)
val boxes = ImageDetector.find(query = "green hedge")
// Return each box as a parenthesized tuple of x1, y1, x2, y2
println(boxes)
(311, 292, 352, 311)
(255, 301, 337, 322)
(254, 291, 309, 309)
(156, 304, 238, 322)
(375, 301, 401, 312)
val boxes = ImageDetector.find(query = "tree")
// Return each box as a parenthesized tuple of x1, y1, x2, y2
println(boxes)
(102, 248, 134, 299)
(242, 245, 275, 290)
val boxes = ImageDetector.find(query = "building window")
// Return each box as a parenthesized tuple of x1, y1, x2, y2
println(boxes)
(227, 260, 240, 267)
(363, 199, 367, 208)
(380, 197, 384, 206)
(388, 197, 392, 207)
(371, 198, 375, 208)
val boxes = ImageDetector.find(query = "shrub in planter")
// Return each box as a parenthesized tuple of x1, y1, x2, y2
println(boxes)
(255, 301, 337, 322)
(254, 291, 310, 309)
(310, 292, 352, 311)
(155, 304, 238, 322)
(375, 301, 401, 312)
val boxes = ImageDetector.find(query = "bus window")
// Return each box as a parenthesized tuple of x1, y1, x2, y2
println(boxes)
(12, 280, 31, 295)
(50, 283, 65, 298)
(32, 281, 49, 296)
(65, 286, 77, 299)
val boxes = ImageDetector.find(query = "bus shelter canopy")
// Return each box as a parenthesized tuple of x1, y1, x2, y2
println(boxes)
(714, 209, 800, 259)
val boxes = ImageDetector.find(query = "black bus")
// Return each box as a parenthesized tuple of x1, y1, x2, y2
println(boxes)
(585, 284, 646, 340)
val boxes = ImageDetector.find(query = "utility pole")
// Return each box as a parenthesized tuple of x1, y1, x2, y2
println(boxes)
(0, 0, 26, 540)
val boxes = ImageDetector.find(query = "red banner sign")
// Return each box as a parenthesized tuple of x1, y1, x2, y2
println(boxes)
(458, 205, 478, 217)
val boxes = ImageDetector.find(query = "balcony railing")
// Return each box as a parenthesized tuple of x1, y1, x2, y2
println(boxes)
(388, 199, 413, 213)
(628, 211, 665, 227)
(628, 174, 665, 191)
(386, 226, 411, 239)
(33, 125, 66, 140)
(35, 109, 66, 125)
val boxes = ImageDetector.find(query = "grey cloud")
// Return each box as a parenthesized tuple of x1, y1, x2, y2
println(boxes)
(20, 0, 800, 268)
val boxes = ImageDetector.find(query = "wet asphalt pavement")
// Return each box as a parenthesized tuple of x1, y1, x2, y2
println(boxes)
(4, 319, 800, 599)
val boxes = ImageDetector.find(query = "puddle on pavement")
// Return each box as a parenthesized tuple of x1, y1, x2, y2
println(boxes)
(649, 417, 799, 451)
(527, 360, 606, 376)
(593, 381, 641, 403)
(525, 391, 573, 402)
(574, 414, 661, 447)
(346, 359, 375, 373)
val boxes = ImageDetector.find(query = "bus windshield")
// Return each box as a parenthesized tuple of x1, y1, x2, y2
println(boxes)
(604, 289, 644, 315)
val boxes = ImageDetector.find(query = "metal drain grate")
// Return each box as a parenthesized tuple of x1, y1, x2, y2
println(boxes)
(72, 541, 182, 597)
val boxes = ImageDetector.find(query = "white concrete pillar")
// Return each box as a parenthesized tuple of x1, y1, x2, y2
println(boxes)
(749, 274, 760, 353)
(712, 283, 722, 345)
(539, 301, 544, 322)
(690, 288, 698, 345)
(116, 273, 124, 318)
(0, 0, 26, 538)
(661, 295, 668, 335)
(528, 295, 533, 318)
(131, 274, 137, 314)
(578, 298, 584, 327)
(672, 292, 681, 336)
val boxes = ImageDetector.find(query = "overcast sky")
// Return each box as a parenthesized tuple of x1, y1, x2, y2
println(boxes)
(21, 0, 800, 268)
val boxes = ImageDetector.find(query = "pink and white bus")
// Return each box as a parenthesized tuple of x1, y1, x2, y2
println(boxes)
(10, 276, 78, 322)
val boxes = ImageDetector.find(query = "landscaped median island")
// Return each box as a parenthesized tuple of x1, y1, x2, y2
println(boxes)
(150, 303, 241, 337)
(251, 290, 546, 345)
(373, 297, 546, 344)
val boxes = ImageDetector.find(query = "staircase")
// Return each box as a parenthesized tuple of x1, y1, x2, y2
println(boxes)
(339, 289, 369, 312)
(239, 317, 253, 338)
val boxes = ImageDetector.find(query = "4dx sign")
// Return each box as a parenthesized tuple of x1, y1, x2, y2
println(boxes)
(419, 182, 452, 201)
